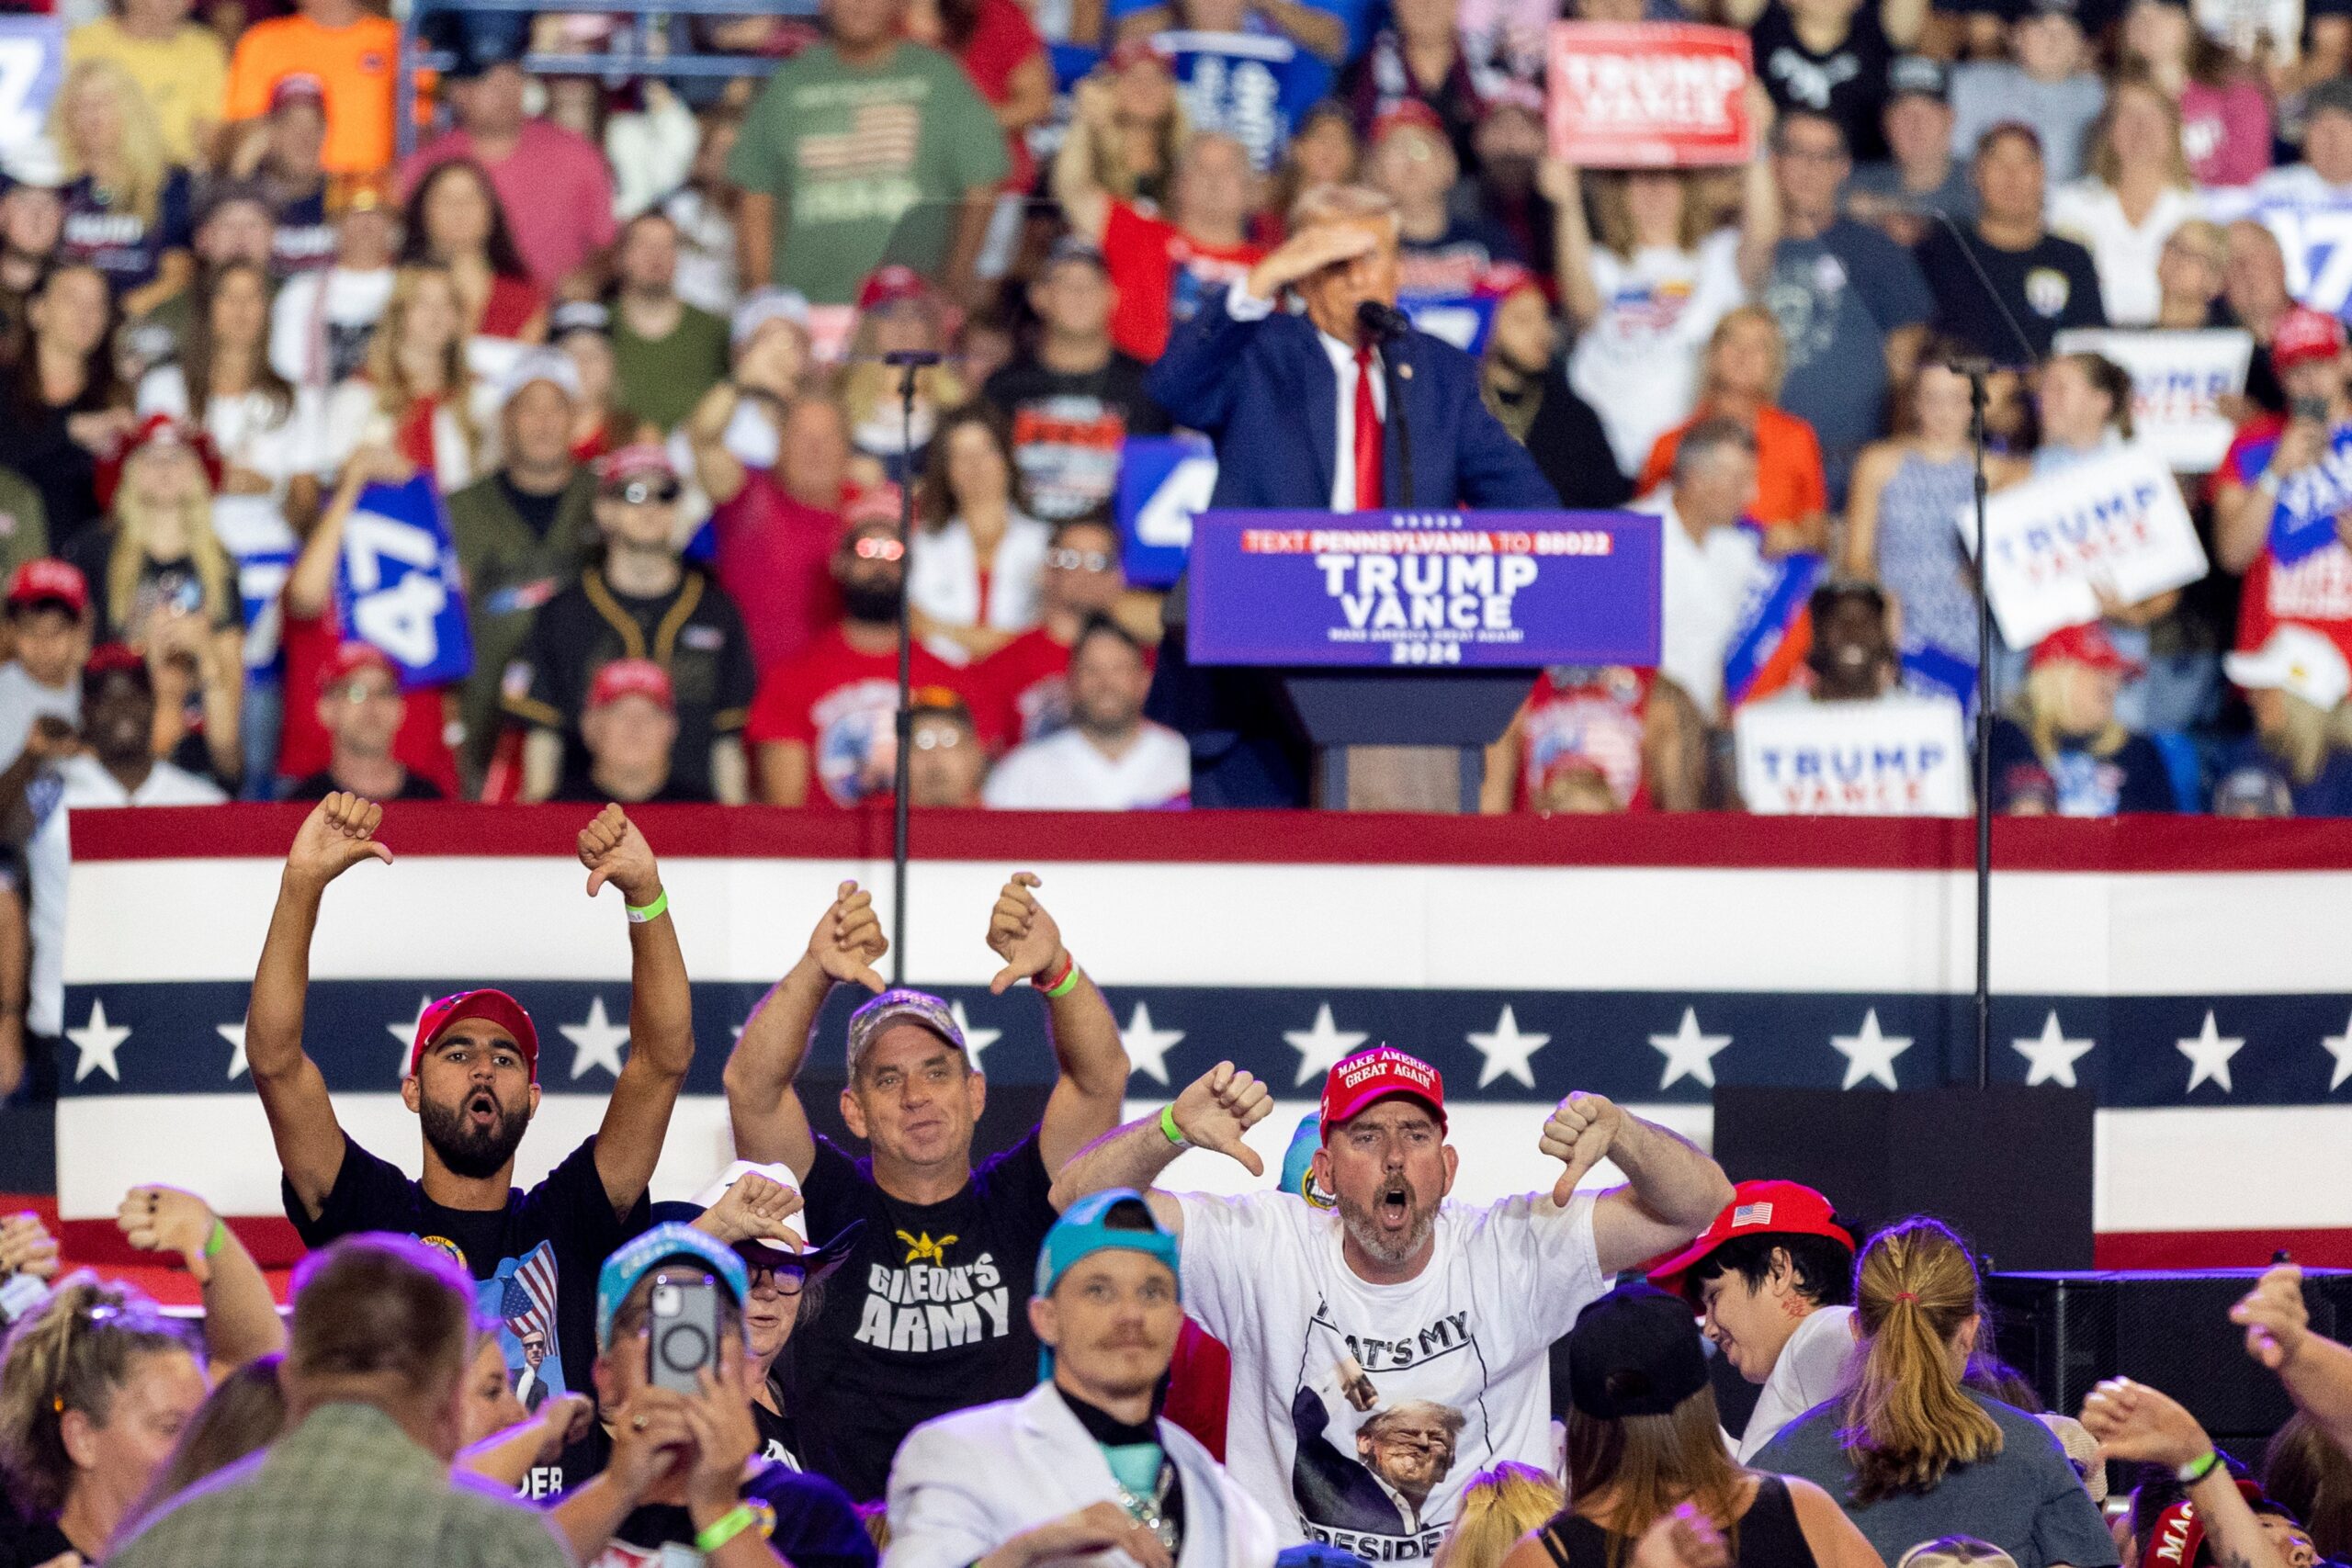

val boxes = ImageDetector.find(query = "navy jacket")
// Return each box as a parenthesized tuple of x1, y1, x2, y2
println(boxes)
(1143, 286, 1562, 807)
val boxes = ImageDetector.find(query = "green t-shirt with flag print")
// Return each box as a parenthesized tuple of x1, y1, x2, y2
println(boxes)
(727, 40, 1010, 306)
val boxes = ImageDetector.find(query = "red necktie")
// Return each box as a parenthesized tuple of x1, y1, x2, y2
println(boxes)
(1353, 343, 1384, 511)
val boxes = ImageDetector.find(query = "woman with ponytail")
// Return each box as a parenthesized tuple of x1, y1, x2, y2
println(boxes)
(0, 1272, 207, 1563)
(1752, 1218, 2117, 1568)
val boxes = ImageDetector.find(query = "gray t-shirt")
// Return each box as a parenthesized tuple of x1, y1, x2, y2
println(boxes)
(1763, 219, 1935, 504)
(0, 661, 77, 774)
(1847, 160, 1977, 229)
(1947, 64, 2106, 184)
(1751, 1389, 2119, 1568)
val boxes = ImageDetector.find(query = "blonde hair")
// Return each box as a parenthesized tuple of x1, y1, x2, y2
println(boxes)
(1435, 1462, 1566, 1568)
(2023, 662, 2131, 765)
(1705, 306, 1789, 400)
(1566, 1388, 1749, 1568)
(2261, 689, 2352, 785)
(108, 451, 232, 641)
(1839, 1217, 2003, 1506)
(367, 265, 480, 470)
(50, 60, 170, 226)
(1080, 67, 1190, 205)
(2087, 72, 2194, 193)
(0, 1271, 197, 1519)
(1589, 171, 1709, 261)
(1287, 180, 1401, 237)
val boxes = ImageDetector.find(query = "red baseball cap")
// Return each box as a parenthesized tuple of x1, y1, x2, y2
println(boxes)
(1372, 99, 1446, 147)
(6, 558, 87, 617)
(269, 73, 326, 113)
(2273, 306, 2347, 373)
(1645, 1179, 1855, 1296)
(589, 657, 674, 712)
(594, 443, 677, 488)
(319, 640, 396, 694)
(1319, 1046, 1446, 1141)
(408, 989, 539, 1081)
(857, 264, 930, 314)
(96, 413, 222, 510)
(2031, 620, 2145, 677)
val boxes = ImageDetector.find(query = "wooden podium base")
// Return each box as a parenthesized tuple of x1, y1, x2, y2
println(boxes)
(1317, 745, 1482, 812)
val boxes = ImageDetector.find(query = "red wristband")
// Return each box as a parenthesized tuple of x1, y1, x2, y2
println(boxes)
(1032, 952, 1076, 995)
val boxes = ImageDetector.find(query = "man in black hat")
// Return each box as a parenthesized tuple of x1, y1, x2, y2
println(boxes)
(1848, 57, 1975, 248)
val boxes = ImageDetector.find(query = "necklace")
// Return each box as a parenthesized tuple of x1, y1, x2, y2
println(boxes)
(1112, 1461, 1178, 1553)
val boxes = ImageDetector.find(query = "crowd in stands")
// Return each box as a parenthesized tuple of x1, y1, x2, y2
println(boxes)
(1, 810, 2349, 1568)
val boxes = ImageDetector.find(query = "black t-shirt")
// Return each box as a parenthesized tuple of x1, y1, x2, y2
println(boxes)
(754, 1393, 805, 1471)
(1508, 363, 1624, 510)
(498, 474, 570, 542)
(0, 1516, 74, 1568)
(557, 1427, 874, 1568)
(1987, 717, 2176, 815)
(983, 354, 1171, 524)
(271, 186, 334, 277)
(506, 565, 759, 801)
(1750, 0, 1894, 162)
(548, 773, 715, 805)
(286, 1134, 647, 1437)
(283, 768, 447, 801)
(1914, 223, 2106, 365)
(786, 1128, 1061, 1501)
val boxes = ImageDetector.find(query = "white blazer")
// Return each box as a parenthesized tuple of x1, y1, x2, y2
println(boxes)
(886, 1382, 1280, 1568)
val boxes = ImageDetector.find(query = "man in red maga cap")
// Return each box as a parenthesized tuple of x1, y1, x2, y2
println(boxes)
(246, 792, 693, 1414)
(1050, 1043, 1732, 1557)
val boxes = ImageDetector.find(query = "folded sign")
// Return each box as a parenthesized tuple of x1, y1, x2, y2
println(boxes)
(1546, 23, 1754, 168)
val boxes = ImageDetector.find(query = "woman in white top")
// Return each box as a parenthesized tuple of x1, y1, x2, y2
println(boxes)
(319, 264, 498, 490)
(1549, 86, 1782, 477)
(908, 401, 1051, 664)
(2047, 73, 2198, 327)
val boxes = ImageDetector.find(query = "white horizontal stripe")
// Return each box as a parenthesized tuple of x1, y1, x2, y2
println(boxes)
(62, 856, 2352, 996)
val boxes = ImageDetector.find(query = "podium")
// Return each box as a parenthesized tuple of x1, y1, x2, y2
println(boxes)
(1186, 509, 1665, 812)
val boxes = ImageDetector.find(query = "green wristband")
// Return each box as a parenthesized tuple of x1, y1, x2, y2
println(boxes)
(625, 888, 670, 925)
(695, 1503, 758, 1554)
(1159, 1104, 1188, 1148)
(1043, 960, 1082, 999)
(2178, 1449, 2223, 1486)
(202, 1219, 227, 1261)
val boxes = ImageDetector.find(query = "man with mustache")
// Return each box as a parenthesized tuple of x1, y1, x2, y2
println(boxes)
(1050, 1045, 1732, 1552)
(246, 792, 694, 1424)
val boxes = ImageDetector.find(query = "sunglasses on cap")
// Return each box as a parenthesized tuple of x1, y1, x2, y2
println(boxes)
(1046, 547, 1114, 572)
(853, 535, 907, 562)
(605, 478, 681, 506)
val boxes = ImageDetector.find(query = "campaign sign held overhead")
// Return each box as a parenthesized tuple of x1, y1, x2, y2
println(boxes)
(1546, 23, 1754, 168)
(1186, 509, 1663, 667)
(2052, 328, 2253, 474)
(333, 475, 474, 689)
(1115, 434, 1216, 589)
(1735, 694, 1972, 817)
(1954, 448, 2208, 649)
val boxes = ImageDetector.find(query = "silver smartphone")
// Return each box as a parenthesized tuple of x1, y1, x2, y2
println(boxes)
(646, 1270, 721, 1393)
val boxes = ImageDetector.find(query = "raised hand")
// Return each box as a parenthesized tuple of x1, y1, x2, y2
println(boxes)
(605, 1388, 695, 1498)
(284, 793, 393, 893)
(695, 1171, 806, 1247)
(1010, 1501, 1174, 1568)
(531, 1392, 595, 1463)
(116, 1185, 220, 1285)
(682, 1359, 762, 1514)
(578, 805, 661, 905)
(2080, 1376, 2211, 1470)
(0, 1211, 59, 1280)
(2232, 1262, 2310, 1371)
(1172, 1063, 1274, 1176)
(1541, 1091, 1626, 1205)
(807, 880, 888, 992)
(1245, 221, 1382, 302)
(986, 872, 1066, 994)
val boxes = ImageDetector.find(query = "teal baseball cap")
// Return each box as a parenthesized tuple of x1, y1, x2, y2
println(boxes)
(1281, 1111, 1335, 1209)
(1035, 1189, 1180, 1299)
(594, 1222, 750, 1349)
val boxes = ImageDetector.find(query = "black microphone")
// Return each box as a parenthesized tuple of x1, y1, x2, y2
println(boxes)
(1926, 208, 2045, 373)
(881, 350, 946, 367)
(1356, 299, 1410, 343)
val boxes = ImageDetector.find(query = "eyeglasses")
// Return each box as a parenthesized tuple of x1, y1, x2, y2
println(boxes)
(746, 1262, 808, 1292)
(912, 725, 967, 750)
(1046, 548, 1114, 572)
(854, 536, 907, 562)
(332, 681, 402, 705)
(605, 479, 681, 506)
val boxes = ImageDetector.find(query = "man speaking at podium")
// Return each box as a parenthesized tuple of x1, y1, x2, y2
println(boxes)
(1144, 183, 1561, 807)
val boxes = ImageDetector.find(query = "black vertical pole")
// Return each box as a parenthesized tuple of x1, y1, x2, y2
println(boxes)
(1971, 368, 1993, 1090)
(890, 364, 917, 988)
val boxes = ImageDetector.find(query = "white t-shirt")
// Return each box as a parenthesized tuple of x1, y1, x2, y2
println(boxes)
(0, 664, 78, 776)
(909, 513, 1054, 647)
(1735, 1303, 1857, 1461)
(2045, 180, 2195, 328)
(1567, 228, 1746, 476)
(1656, 496, 1770, 721)
(268, 265, 394, 394)
(981, 723, 1191, 809)
(1172, 1188, 1605, 1553)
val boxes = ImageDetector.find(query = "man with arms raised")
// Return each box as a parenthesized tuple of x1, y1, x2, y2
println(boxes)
(721, 876, 1130, 1500)
(247, 793, 693, 1415)
(1052, 1045, 1732, 1555)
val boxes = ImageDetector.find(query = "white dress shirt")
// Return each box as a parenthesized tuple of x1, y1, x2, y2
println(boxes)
(1226, 283, 1386, 511)
(981, 723, 1192, 810)
(1653, 491, 1770, 721)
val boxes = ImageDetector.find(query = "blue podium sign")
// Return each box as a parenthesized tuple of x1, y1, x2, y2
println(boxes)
(1186, 510, 1663, 668)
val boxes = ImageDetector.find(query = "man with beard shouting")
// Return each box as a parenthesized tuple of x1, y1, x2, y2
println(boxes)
(1048, 1045, 1732, 1557)
(248, 792, 693, 1416)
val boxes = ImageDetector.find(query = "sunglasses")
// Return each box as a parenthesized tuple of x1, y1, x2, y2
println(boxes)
(1046, 548, 1114, 572)
(854, 535, 907, 562)
(605, 479, 681, 506)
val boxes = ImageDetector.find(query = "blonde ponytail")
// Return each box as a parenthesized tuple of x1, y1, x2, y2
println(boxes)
(1838, 1217, 2004, 1505)
(0, 1271, 194, 1518)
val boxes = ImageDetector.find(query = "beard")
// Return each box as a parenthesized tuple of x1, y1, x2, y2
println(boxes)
(841, 580, 904, 624)
(1337, 1174, 1439, 1267)
(420, 1089, 533, 1180)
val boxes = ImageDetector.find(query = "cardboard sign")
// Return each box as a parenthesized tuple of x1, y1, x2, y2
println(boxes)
(1955, 449, 2209, 649)
(0, 20, 63, 158)
(1115, 434, 1216, 590)
(1735, 694, 1973, 817)
(2052, 328, 2254, 474)
(1185, 509, 1663, 668)
(1546, 23, 1754, 169)
(334, 476, 474, 689)
(1158, 28, 1324, 173)
(2194, 0, 2300, 63)
(2263, 424, 2352, 568)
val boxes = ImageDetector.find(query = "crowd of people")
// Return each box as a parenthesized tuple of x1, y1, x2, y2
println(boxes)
(0, 800, 2346, 1568)
(0, 0, 2349, 824)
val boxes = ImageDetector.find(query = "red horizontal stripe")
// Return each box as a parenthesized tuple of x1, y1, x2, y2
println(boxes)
(62, 803, 2352, 874)
(2094, 1228, 2352, 1269)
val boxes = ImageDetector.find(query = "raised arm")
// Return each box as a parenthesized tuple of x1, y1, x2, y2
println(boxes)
(578, 807, 694, 1219)
(116, 1184, 289, 1372)
(2233, 1263, 2352, 1453)
(288, 447, 413, 618)
(981, 873, 1129, 1170)
(1539, 159, 1602, 330)
(685, 382, 750, 507)
(1050, 77, 1116, 243)
(249, 794, 392, 1220)
(1046, 1061, 1272, 1214)
(2083, 1377, 2290, 1568)
(1543, 1091, 1734, 1274)
(1736, 87, 1783, 293)
(722, 880, 888, 1174)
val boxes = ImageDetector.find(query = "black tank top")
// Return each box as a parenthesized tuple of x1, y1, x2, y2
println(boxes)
(1535, 1475, 1818, 1568)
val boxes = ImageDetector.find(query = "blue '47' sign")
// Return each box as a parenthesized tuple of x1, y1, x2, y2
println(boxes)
(334, 476, 473, 688)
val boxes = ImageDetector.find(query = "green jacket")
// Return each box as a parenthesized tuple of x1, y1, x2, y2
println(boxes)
(0, 463, 50, 581)
(448, 468, 597, 792)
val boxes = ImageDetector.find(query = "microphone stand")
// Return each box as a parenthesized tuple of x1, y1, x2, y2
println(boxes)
(884, 348, 943, 988)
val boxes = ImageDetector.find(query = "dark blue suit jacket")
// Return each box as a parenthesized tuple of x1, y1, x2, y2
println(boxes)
(1143, 288, 1562, 807)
